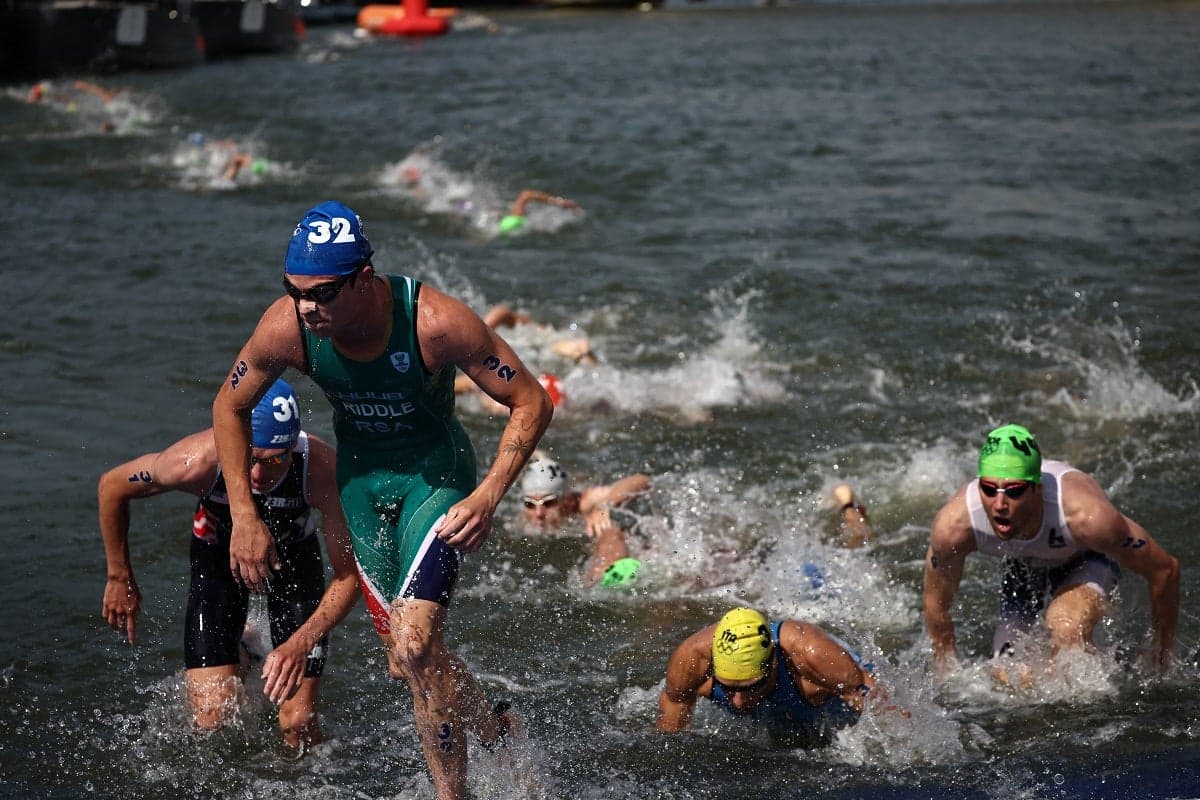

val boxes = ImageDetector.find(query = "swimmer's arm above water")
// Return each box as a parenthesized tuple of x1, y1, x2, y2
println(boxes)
(655, 629, 712, 733)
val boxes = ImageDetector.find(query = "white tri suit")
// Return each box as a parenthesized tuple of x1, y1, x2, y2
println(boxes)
(965, 460, 1120, 658)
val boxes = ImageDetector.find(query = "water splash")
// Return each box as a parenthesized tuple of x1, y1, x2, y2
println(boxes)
(1000, 314, 1200, 422)
(379, 137, 582, 238)
(559, 288, 786, 420)
(165, 132, 284, 192)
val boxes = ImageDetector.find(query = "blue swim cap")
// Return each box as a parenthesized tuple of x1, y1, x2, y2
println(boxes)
(284, 200, 373, 276)
(251, 379, 301, 449)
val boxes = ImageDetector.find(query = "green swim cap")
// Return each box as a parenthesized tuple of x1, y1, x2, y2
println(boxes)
(498, 214, 525, 234)
(978, 424, 1042, 483)
(250, 158, 269, 175)
(600, 557, 641, 588)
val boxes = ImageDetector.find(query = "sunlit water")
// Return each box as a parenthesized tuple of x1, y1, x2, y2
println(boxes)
(2, 1, 1199, 798)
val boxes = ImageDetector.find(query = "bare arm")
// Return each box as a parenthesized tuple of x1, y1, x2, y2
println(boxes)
(96, 431, 220, 643)
(1062, 472, 1180, 670)
(780, 621, 877, 715)
(509, 189, 581, 217)
(481, 304, 533, 330)
(656, 628, 714, 733)
(73, 80, 116, 102)
(579, 474, 652, 517)
(212, 296, 307, 590)
(419, 287, 553, 552)
(261, 434, 361, 703)
(922, 486, 976, 678)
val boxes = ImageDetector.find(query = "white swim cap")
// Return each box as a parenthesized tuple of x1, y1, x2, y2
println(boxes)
(521, 458, 568, 499)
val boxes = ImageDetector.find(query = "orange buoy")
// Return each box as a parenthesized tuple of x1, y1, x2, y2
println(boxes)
(358, 0, 455, 36)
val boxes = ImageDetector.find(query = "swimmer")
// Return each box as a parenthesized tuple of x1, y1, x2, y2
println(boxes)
(498, 189, 581, 235)
(97, 379, 359, 749)
(179, 132, 267, 189)
(453, 304, 596, 415)
(26, 79, 132, 134)
(923, 423, 1180, 684)
(657, 608, 889, 745)
(518, 453, 651, 588)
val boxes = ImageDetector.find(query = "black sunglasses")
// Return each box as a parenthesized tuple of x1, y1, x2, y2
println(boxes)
(282, 268, 360, 304)
(979, 480, 1031, 499)
(713, 667, 773, 697)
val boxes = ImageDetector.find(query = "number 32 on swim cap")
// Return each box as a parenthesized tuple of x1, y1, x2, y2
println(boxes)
(284, 200, 374, 276)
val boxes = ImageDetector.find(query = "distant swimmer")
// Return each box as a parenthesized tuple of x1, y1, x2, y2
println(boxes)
(923, 424, 1180, 685)
(27, 79, 120, 107)
(831, 483, 876, 549)
(96, 379, 359, 750)
(497, 189, 582, 236)
(25, 79, 144, 134)
(519, 453, 650, 588)
(213, 201, 552, 800)
(453, 304, 596, 415)
(177, 132, 270, 190)
(656, 608, 895, 746)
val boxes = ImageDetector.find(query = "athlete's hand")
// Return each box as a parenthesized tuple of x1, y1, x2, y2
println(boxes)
(262, 639, 308, 705)
(229, 517, 280, 593)
(584, 506, 613, 540)
(102, 576, 141, 644)
(434, 495, 495, 552)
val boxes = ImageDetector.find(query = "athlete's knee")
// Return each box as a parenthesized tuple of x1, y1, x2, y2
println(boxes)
(1045, 588, 1102, 648)
(279, 706, 321, 747)
(186, 669, 240, 732)
(192, 705, 232, 732)
(388, 626, 441, 678)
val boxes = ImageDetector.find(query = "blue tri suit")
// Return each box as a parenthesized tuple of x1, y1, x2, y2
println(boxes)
(709, 621, 869, 747)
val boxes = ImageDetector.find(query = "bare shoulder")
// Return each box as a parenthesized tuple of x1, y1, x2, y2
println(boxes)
(778, 619, 834, 652)
(665, 626, 716, 692)
(304, 433, 337, 468)
(416, 284, 477, 334)
(415, 284, 490, 364)
(930, 483, 974, 545)
(155, 429, 221, 490)
(1060, 469, 1126, 541)
(1060, 468, 1113, 508)
(250, 296, 307, 368)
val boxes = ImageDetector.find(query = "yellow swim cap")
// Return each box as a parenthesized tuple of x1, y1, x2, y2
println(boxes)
(711, 608, 773, 682)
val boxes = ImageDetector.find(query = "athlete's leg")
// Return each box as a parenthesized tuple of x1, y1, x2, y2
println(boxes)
(277, 677, 322, 749)
(387, 598, 473, 800)
(1045, 583, 1105, 655)
(184, 665, 243, 731)
(185, 528, 249, 732)
(1044, 555, 1116, 657)
(267, 536, 328, 748)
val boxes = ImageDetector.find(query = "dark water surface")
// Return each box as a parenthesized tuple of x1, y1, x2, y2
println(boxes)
(2, 2, 1199, 798)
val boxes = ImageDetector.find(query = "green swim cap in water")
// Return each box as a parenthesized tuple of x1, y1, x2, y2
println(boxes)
(498, 214, 525, 234)
(250, 158, 269, 175)
(978, 424, 1042, 483)
(600, 557, 641, 588)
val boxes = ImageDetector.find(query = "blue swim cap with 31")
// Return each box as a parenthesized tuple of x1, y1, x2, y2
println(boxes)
(251, 379, 302, 449)
(284, 200, 373, 276)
